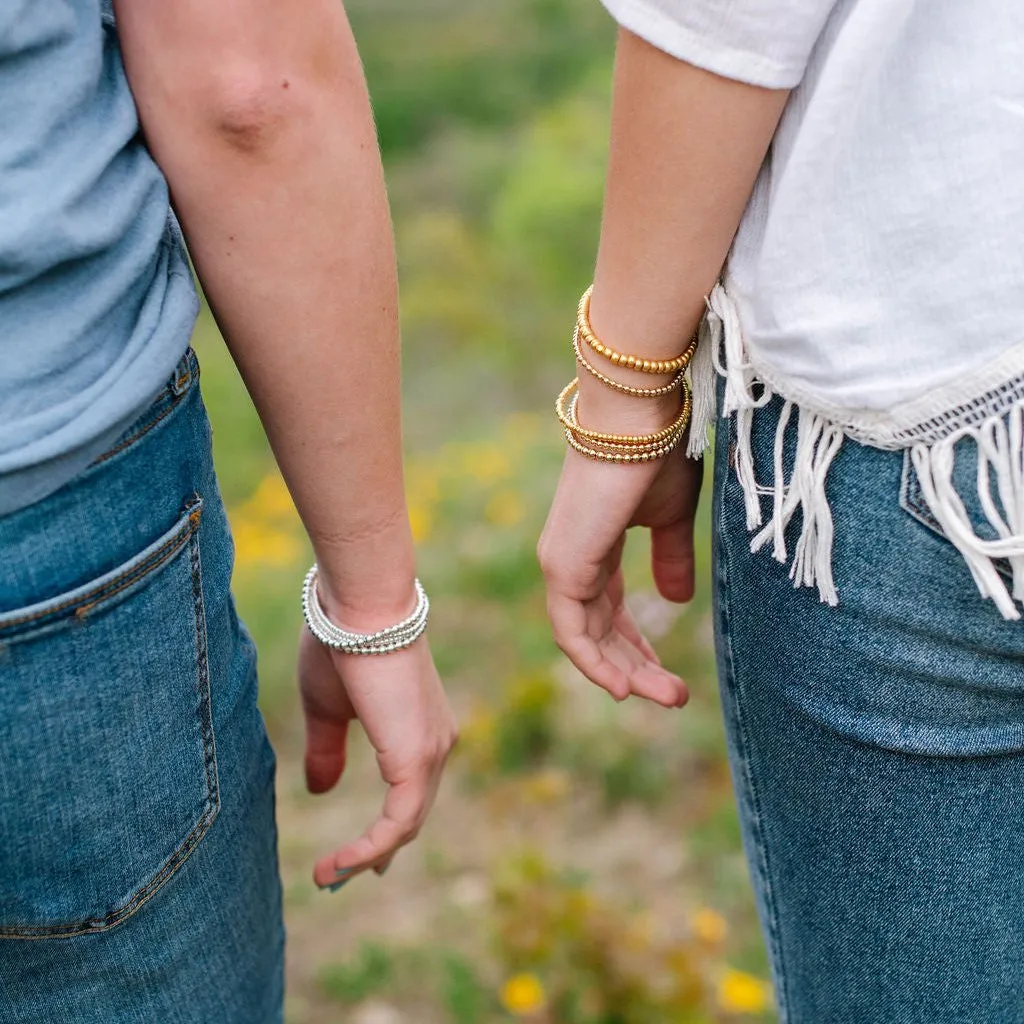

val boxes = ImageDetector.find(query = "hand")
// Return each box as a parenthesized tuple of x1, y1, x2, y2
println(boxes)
(297, 628, 457, 889)
(537, 445, 702, 707)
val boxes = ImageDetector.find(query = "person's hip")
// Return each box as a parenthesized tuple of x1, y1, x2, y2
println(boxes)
(0, 349, 282, 1023)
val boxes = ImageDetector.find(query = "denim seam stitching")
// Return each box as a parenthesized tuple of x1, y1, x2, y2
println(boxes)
(898, 449, 1014, 584)
(90, 351, 198, 468)
(90, 391, 179, 466)
(0, 509, 198, 635)
(190, 502, 222, 825)
(716, 443, 793, 1023)
(0, 496, 222, 940)
(2, 810, 221, 940)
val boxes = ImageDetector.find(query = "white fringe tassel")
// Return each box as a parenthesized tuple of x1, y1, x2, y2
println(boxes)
(741, 401, 844, 607)
(685, 312, 718, 460)
(701, 284, 842, 606)
(910, 404, 1024, 621)
(698, 282, 1024, 616)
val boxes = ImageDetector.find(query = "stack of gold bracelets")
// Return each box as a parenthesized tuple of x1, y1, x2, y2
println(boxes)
(557, 285, 695, 463)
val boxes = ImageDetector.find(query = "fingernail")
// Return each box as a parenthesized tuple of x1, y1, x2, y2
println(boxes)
(322, 866, 356, 892)
(377, 862, 391, 877)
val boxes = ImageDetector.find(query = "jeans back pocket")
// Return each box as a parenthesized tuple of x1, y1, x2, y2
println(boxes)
(0, 495, 220, 939)
(899, 445, 1015, 586)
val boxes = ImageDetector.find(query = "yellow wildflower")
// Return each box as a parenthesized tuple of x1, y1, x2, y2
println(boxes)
(564, 888, 591, 917)
(458, 441, 511, 484)
(408, 502, 433, 543)
(485, 489, 527, 527)
(406, 461, 441, 505)
(500, 973, 546, 1016)
(231, 519, 302, 569)
(456, 706, 497, 771)
(691, 907, 728, 945)
(250, 473, 297, 522)
(717, 968, 771, 1015)
(521, 769, 571, 805)
(460, 706, 496, 744)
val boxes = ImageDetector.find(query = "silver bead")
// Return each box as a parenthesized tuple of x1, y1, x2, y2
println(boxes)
(301, 565, 429, 654)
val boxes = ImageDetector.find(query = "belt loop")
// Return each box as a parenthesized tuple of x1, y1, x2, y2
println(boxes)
(171, 350, 194, 397)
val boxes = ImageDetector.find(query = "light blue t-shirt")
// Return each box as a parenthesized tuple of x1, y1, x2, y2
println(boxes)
(0, 0, 199, 514)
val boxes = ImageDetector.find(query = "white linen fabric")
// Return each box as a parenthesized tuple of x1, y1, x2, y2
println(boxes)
(600, 0, 1024, 618)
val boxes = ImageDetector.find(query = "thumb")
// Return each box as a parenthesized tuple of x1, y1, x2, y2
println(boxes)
(650, 516, 696, 603)
(303, 712, 350, 795)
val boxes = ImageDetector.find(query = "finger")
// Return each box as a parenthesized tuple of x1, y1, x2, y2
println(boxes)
(563, 625, 684, 708)
(604, 567, 661, 664)
(547, 590, 631, 701)
(598, 576, 680, 700)
(625, 661, 689, 708)
(312, 774, 432, 889)
(650, 517, 696, 603)
(598, 628, 687, 708)
(614, 601, 661, 664)
(298, 630, 356, 794)
(547, 567, 684, 707)
(548, 581, 679, 705)
(303, 716, 350, 795)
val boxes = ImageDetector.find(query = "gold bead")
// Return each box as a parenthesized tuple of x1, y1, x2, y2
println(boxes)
(575, 284, 699, 377)
(571, 331, 688, 398)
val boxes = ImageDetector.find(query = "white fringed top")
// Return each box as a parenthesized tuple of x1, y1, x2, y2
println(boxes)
(599, 0, 1024, 618)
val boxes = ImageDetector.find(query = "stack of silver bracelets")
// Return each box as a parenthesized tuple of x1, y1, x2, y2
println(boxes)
(301, 564, 429, 655)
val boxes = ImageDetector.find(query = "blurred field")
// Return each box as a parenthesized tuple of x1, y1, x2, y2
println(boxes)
(192, 1, 776, 1020)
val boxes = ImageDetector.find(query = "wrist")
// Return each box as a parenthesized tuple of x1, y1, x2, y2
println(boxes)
(570, 283, 692, 435)
(312, 525, 419, 633)
(304, 563, 428, 654)
(314, 569, 420, 634)
(573, 370, 682, 435)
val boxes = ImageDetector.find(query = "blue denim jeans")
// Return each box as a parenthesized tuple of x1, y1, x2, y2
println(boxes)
(713, 391, 1024, 1023)
(0, 352, 284, 1022)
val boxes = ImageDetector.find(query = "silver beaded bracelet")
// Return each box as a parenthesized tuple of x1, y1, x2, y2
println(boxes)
(301, 564, 429, 655)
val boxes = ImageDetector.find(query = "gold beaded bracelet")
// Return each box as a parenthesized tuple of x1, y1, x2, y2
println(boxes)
(572, 327, 685, 398)
(557, 377, 692, 464)
(564, 429, 683, 463)
(556, 378, 692, 447)
(563, 412, 686, 458)
(569, 428, 681, 457)
(577, 286, 698, 375)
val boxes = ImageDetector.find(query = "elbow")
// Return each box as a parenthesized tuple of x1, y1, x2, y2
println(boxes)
(199, 68, 305, 155)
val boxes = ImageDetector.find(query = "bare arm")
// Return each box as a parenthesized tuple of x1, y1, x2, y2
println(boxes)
(114, 0, 411, 626)
(115, 0, 456, 884)
(583, 28, 788, 429)
(539, 29, 788, 703)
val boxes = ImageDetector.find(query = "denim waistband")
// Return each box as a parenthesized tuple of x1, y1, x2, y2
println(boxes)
(0, 348, 219, 617)
(0, 348, 199, 519)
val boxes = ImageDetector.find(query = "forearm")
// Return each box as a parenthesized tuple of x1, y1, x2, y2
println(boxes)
(580, 29, 789, 430)
(115, 0, 413, 626)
